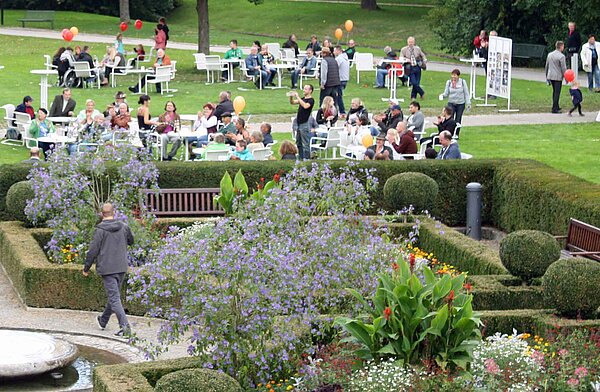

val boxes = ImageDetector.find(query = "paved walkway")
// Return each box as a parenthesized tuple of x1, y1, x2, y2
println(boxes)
(0, 262, 188, 361)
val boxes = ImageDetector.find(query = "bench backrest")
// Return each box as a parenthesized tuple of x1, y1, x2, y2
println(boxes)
(566, 218, 600, 261)
(512, 43, 546, 59)
(142, 188, 224, 217)
(24, 10, 55, 18)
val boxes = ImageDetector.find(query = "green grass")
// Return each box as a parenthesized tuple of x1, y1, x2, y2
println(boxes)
(1, 0, 439, 55)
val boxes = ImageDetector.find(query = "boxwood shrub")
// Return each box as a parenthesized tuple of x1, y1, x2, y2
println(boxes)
(154, 368, 242, 392)
(499, 230, 561, 281)
(383, 172, 439, 212)
(6, 180, 34, 224)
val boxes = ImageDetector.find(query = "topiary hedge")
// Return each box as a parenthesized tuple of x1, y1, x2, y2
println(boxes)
(6, 180, 34, 224)
(499, 230, 561, 281)
(383, 172, 439, 212)
(0, 163, 32, 220)
(480, 309, 600, 336)
(543, 258, 600, 318)
(154, 368, 242, 392)
(469, 275, 545, 310)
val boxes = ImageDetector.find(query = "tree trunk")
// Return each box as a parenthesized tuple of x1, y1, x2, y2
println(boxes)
(197, 0, 210, 54)
(119, 0, 130, 23)
(361, 0, 379, 10)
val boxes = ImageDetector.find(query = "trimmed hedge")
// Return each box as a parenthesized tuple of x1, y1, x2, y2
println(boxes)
(0, 222, 145, 314)
(6, 180, 34, 223)
(469, 275, 545, 310)
(499, 230, 560, 281)
(481, 309, 600, 336)
(154, 368, 242, 392)
(383, 172, 439, 212)
(416, 219, 508, 275)
(94, 357, 206, 392)
(0, 163, 32, 221)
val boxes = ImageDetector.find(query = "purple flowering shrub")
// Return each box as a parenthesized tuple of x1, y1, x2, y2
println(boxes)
(25, 146, 159, 265)
(128, 164, 404, 387)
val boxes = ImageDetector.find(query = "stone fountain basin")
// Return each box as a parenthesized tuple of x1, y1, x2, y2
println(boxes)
(0, 330, 79, 378)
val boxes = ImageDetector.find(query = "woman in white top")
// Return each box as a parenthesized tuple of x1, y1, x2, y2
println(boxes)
(190, 103, 218, 154)
(440, 68, 471, 125)
(342, 115, 371, 159)
(101, 47, 125, 86)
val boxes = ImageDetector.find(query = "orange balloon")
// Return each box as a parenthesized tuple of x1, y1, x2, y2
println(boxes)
(335, 28, 343, 40)
(362, 134, 373, 148)
(233, 96, 246, 115)
(70, 26, 79, 37)
(345, 20, 353, 32)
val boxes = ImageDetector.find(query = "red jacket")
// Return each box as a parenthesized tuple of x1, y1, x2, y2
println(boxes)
(393, 130, 417, 156)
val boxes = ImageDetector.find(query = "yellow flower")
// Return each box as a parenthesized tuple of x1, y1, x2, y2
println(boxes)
(287, 386, 294, 391)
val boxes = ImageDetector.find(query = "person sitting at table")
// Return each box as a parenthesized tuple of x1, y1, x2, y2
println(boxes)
(230, 139, 255, 161)
(200, 133, 229, 160)
(364, 133, 393, 160)
(217, 112, 237, 145)
(15, 95, 36, 119)
(28, 108, 56, 159)
(279, 140, 298, 160)
(342, 114, 371, 159)
(132, 44, 145, 68)
(346, 97, 368, 126)
(58, 47, 76, 86)
(282, 34, 300, 57)
(22, 147, 42, 164)
(375, 48, 398, 88)
(77, 99, 102, 127)
(189, 103, 218, 158)
(77, 46, 98, 84)
(245, 46, 268, 89)
(373, 103, 403, 135)
(70, 113, 104, 154)
(157, 101, 182, 161)
(137, 94, 160, 148)
(436, 130, 462, 160)
(247, 131, 264, 153)
(113, 91, 128, 109)
(306, 35, 322, 53)
(223, 40, 244, 81)
(261, 122, 274, 146)
(214, 91, 234, 121)
(128, 49, 171, 94)
(406, 100, 425, 138)
(291, 48, 316, 89)
(106, 102, 132, 142)
(345, 39, 357, 61)
(260, 44, 277, 87)
(389, 121, 417, 159)
(100, 47, 125, 86)
(316, 96, 338, 128)
(234, 117, 250, 142)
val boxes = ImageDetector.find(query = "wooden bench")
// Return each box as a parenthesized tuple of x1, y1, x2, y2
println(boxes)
(141, 188, 224, 217)
(555, 218, 600, 262)
(18, 10, 55, 29)
(512, 43, 546, 61)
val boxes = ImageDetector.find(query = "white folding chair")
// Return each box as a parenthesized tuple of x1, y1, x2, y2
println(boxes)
(110, 57, 135, 88)
(205, 149, 231, 161)
(299, 61, 320, 89)
(145, 66, 173, 95)
(73, 61, 100, 89)
(193, 53, 208, 81)
(205, 55, 227, 84)
(310, 126, 342, 159)
(354, 53, 376, 84)
(252, 147, 273, 160)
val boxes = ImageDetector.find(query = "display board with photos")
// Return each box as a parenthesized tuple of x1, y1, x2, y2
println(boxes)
(486, 36, 513, 99)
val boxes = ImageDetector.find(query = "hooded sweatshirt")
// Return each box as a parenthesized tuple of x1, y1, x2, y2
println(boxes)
(84, 219, 134, 275)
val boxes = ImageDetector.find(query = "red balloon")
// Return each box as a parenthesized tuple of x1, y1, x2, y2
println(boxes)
(564, 69, 575, 83)
(63, 30, 74, 42)
(134, 19, 143, 30)
(120, 22, 128, 32)
(61, 28, 69, 36)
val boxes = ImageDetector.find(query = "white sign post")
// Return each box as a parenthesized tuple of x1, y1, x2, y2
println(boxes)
(482, 36, 519, 112)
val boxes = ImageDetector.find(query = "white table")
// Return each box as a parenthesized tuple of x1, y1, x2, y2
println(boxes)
(221, 58, 243, 83)
(47, 116, 76, 124)
(459, 57, 486, 100)
(179, 130, 203, 161)
(380, 59, 407, 102)
(272, 64, 292, 88)
(38, 135, 76, 145)
(127, 68, 153, 95)
(179, 114, 197, 129)
(30, 69, 58, 110)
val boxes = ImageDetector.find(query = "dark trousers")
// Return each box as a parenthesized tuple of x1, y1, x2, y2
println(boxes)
(448, 102, 465, 125)
(319, 86, 339, 106)
(336, 81, 347, 114)
(551, 80, 562, 112)
(569, 103, 582, 115)
(100, 272, 130, 329)
(38, 141, 55, 160)
(409, 66, 425, 99)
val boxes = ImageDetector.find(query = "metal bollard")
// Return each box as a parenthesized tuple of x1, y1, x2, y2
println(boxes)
(571, 53, 579, 81)
(466, 182, 482, 240)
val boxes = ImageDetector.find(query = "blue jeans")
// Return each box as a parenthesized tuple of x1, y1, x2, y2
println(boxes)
(336, 81, 347, 114)
(587, 64, 600, 90)
(249, 69, 268, 88)
(410, 66, 424, 99)
(296, 121, 312, 160)
(376, 69, 388, 87)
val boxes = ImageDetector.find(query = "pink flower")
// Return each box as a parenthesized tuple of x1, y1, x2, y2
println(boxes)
(484, 358, 500, 375)
(567, 378, 580, 386)
(575, 366, 588, 378)
(558, 348, 568, 356)
(530, 350, 545, 366)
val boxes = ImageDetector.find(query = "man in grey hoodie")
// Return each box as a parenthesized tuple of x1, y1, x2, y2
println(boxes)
(83, 203, 134, 337)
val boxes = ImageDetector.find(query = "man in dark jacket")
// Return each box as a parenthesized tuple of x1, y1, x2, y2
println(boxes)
(566, 21, 582, 68)
(83, 203, 134, 337)
(319, 47, 340, 105)
(49, 88, 76, 117)
(213, 91, 234, 121)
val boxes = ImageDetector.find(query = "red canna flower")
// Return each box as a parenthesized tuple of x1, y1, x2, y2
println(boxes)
(409, 253, 416, 272)
(447, 290, 455, 303)
(463, 283, 472, 293)
(391, 262, 399, 271)
(273, 173, 281, 183)
(383, 306, 392, 320)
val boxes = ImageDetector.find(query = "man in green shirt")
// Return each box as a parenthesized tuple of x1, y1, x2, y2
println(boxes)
(217, 112, 237, 145)
(202, 133, 230, 159)
(223, 39, 244, 81)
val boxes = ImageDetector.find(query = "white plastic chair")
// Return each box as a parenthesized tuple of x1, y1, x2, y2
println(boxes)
(205, 149, 231, 161)
(193, 53, 208, 81)
(299, 61, 320, 89)
(22, 125, 38, 148)
(240, 61, 263, 90)
(147, 132, 164, 161)
(205, 55, 227, 84)
(110, 57, 136, 88)
(1, 104, 15, 128)
(252, 147, 273, 160)
(73, 61, 100, 89)
(354, 53, 376, 84)
(163, 60, 178, 94)
(310, 126, 342, 159)
(145, 66, 173, 95)
(265, 43, 281, 60)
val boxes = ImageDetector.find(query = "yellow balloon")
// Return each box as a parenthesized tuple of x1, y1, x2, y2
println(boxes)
(70, 26, 79, 37)
(345, 20, 353, 32)
(334, 28, 343, 40)
(233, 96, 246, 115)
(362, 134, 373, 148)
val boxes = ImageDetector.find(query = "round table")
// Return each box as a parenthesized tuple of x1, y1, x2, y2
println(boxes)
(38, 135, 76, 145)
(30, 69, 59, 110)
(380, 59, 407, 102)
(459, 57, 486, 100)
(127, 68, 153, 95)
(221, 58, 243, 83)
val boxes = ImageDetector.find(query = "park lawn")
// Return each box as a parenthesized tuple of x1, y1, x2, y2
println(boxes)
(0, 0, 438, 55)
(1, 35, 597, 118)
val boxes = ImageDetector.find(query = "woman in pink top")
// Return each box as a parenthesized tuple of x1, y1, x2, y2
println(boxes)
(154, 24, 167, 50)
